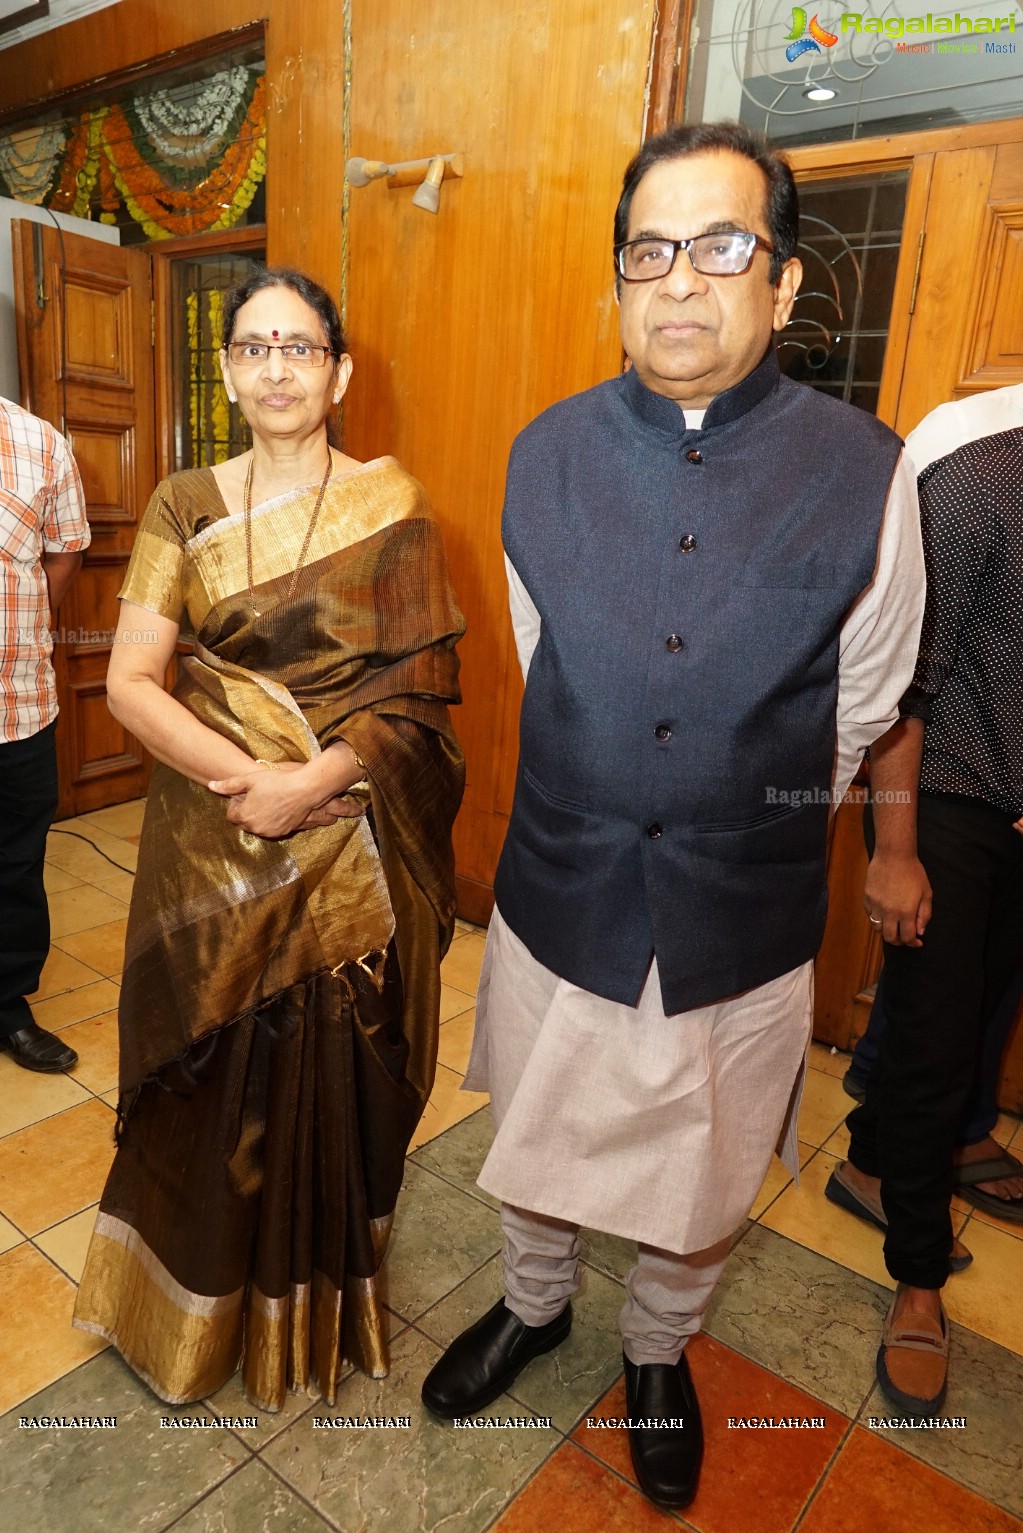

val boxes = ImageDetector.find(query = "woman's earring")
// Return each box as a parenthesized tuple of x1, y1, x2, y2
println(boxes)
(333, 392, 342, 404)
(227, 391, 237, 403)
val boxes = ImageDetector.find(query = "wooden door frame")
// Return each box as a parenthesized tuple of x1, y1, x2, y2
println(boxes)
(150, 223, 267, 481)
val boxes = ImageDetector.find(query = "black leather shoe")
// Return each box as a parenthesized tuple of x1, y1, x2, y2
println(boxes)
(0, 1022, 78, 1073)
(623, 1350, 703, 1510)
(421, 1298, 571, 1418)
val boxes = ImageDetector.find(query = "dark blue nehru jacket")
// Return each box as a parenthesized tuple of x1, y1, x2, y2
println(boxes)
(494, 348, 903, 1016)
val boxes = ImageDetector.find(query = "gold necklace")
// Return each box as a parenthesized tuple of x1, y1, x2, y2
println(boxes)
(243, 448, 334, 617)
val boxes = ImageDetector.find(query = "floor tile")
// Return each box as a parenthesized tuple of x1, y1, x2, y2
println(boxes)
(54, 917, 128, 978)
(808, 1041, 856, 1081)
(34, 1204, 98, 1284)
(385, 1162, 502, 1321)
(991, 1113, 1020, 1147)
(440, 932, 487, 998)
(0, 1243, 106, 1414)
(57, 1010, 120, 1095)
(440, 983, 476, 1023)
(575, 1334, 847, 1533)
(942, 1217, 1023, 1356)
(578, 1228, 638, 1284)
(77, 799, 146, 840)
(45, 885, 131, 940)
(89, 871, 135, 903)
(860, 1321, 1023, 1519)
(796, 1069, 853, 1148)
(750, 1141, 817, 1222)
(0, 1098, 116, 1235)
(492, 1441, 677, 1532)
(438, 1008, 477, 1076)
(759, 1148, 893, 1289)
(43, 864, 83, 894)
(28, 947, 104, 1001)
(30, 977, 120, 1033)
(409, 1064, 489, 1151)
(45, 825, 138, 880)
(410, 1105, 498, 1211)
(0, 1054, 92, 1139)
(170, 1459, 333, 1532)
(822, 1119, 851, 1159)
(704, 1223, 889, 1417)
(964, 1198, 1023, 1242)
(204, 1371, 317, 1450)
(0, 1348, 249, 1533)
(799, 1426, 1023, 1533)
(417, 1253, 626, 1433)
(0, 1210, 22, 1253)
(454, 918, 484, 937)
(264, 1327, 554, 1533)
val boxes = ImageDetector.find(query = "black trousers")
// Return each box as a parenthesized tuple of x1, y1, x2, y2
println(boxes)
(0, 720, 58, 1037)
(847, 792, 1023, 1289)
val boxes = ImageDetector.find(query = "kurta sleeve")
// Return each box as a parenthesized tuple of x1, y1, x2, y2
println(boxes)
(118, 481, 187, 621)
(831, 450, 926, 802)
(504, 552, 541, 682)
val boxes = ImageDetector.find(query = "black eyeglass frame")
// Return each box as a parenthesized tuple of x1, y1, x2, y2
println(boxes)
(613, 231, 776, 282)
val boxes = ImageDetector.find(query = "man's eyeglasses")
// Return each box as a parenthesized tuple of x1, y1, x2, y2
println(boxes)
(614, 232, 775, 282)
(226, 342, 335, 368)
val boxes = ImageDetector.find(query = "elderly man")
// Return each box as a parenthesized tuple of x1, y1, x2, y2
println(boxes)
(1, 397, 88, 1073)
(421, 121, 925, 1508)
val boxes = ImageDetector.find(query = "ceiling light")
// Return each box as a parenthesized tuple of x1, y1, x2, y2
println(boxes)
(803, 84, 837, 101)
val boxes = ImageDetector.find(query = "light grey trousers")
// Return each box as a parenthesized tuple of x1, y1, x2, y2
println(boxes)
(501, 1201, 732, 1366)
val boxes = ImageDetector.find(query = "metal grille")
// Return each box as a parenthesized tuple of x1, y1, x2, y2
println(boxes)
(171, 251, 266, 471)
(780, 172, 909, 415)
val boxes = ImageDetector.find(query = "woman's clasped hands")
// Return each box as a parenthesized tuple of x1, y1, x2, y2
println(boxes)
(208, 758, 366, 838)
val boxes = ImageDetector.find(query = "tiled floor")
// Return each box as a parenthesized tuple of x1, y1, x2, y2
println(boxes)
(3, 799, 1022, 1531)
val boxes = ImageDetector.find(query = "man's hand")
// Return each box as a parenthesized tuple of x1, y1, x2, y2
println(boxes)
(208, 762, 367, 838)
(863, 851, 932, 947)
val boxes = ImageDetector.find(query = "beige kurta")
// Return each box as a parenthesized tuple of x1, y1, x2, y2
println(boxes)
(464, 445, 926, 1256)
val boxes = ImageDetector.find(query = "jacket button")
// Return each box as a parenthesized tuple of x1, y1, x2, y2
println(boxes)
(679, 534, 697, 552)
(666, 634, 684, 652)
(654, 723, 672, 741)
(685, 448, 703, 464)
(646, 822, 663, 839)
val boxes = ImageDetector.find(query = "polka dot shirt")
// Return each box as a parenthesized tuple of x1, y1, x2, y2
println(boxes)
(900, 426, 1023, 819)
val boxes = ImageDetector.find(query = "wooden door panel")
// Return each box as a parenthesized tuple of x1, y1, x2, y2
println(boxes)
(14, 220, 156, 817)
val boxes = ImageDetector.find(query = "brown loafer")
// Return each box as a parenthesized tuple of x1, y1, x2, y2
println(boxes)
(876, 1291, 949, 1418)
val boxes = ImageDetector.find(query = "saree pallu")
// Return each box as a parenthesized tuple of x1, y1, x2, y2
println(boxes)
(73, 459, 465, 1409)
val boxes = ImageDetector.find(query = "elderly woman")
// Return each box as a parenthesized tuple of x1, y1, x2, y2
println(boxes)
(74, 267, 465, 1411)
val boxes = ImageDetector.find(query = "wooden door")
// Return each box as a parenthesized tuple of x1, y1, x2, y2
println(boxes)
(790, 124, 1023, 1109)
(13, 221, 156, 818)
(893, 136, 1023, 435)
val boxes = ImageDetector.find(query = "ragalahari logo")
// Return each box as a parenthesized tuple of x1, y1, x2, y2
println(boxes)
(785, 7, 840, 58)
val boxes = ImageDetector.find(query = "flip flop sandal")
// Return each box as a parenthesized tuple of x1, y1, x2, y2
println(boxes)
(954, 1149, 1023, 1224)
(824, 1162, 972, 1271)
(876, 1297, 949, 1417)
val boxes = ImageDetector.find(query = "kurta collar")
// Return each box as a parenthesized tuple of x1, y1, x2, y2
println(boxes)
(621, 345, 780, 439)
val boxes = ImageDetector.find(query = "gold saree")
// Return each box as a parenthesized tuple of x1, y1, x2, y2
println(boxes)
(73, 458, 465, 1409)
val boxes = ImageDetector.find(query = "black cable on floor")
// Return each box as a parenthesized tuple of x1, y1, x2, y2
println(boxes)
(48, 828, 136, 875)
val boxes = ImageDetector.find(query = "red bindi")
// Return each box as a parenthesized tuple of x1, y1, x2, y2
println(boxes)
(271, 329, 280, 339)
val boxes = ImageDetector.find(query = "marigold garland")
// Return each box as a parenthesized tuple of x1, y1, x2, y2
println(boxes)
(0, 73, 264, 241)
(100, 77, 266, 240)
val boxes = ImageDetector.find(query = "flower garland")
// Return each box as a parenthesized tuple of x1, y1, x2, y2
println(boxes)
(0, 120, 67, 205)
(49, 109, 107, 218)
(100, 76, 266, 239)
(207, 290, 232, 464)
(0, 69, 265, 241)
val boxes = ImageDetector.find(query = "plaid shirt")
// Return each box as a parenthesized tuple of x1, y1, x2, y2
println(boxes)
(1, 397, 90, 741)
